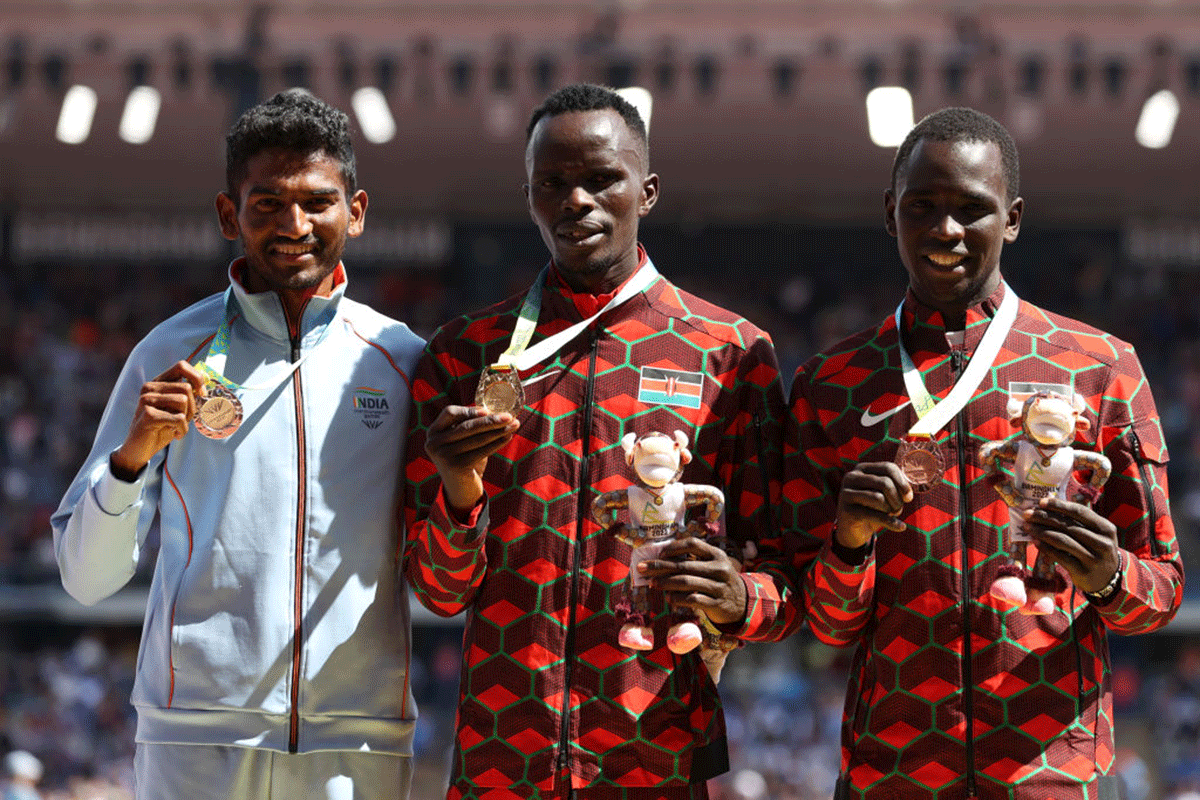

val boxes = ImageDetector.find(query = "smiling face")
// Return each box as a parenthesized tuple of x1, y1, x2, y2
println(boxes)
(885, 137, 1022, 321)
(216, 147, 366, 305)
(524, 109, 658, 294)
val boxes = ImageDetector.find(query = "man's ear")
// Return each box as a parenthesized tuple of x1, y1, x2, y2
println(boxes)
(638, 173, 659, 218)
(1004, 196, 1023, 244)
(347, 189, 368, 238)
(884, 188, 898, 237)
(215, 192, 240, 241)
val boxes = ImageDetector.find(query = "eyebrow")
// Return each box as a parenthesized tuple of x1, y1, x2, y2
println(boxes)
(246, 186, 341, 197)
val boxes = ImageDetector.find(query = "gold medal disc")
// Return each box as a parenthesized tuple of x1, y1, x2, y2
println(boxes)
(895, 437, 945, 493)
(194, 384, 243, 439)
(475, 366, 524, 415)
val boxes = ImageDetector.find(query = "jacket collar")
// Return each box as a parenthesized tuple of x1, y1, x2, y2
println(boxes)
(225, 258, 348, 343)
(546, 244, 651, 320)
(896, 280, 1009, 360)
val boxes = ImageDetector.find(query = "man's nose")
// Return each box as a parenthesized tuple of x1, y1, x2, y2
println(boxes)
(562, 185, 594, 213)
(931, 211, 964, 240)
(277, 203, 313, 237)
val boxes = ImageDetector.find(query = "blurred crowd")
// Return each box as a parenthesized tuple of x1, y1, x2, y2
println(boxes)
(2, 222, 1199, 798)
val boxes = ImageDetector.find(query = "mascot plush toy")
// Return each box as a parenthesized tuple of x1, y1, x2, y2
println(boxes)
(980, 390, 1111, 615)
(591, 430, 736, 679)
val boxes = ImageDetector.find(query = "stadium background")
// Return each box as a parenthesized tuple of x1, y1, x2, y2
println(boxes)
(2, 1, 1200, 798)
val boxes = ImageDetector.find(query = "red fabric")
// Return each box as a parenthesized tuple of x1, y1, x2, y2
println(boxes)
(760, 281, 1181, 799)
(404, 258, 785, 795)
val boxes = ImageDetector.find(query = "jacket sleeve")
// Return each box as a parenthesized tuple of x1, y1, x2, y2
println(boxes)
(50, 344, 163, 606)
(1087, 342, 1182, 633)
(402, 336, 490, 617)
(739, 361, 876, 644)
(704, 333, 787, 638)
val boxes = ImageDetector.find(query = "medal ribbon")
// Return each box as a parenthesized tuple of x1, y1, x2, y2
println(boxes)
(196, 287, 340, 395)
(895, 283, 1019, 437)
(493, 259, 660, 372)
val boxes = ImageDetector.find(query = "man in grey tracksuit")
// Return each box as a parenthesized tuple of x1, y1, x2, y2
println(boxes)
(51, 89, 424, 799)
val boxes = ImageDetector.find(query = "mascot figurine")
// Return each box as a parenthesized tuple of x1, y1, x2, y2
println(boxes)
(980, 390, 1111, 615)
(592, 430, 736, 678)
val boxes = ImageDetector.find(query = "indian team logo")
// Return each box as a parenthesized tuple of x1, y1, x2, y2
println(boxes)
(637, 367, 703, 409)
(351, 386, 390, 429)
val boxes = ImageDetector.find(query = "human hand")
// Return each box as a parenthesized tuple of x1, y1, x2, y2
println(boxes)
(425, 405, 519, 512)
(639, 536, 746, 627)
(111, 361, 206, 479)
(835, 461, 913, 549)
(1023, 497, 1120, 595)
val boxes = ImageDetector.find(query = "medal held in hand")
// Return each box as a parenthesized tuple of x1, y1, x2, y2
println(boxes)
(475, 364, 524, 415)
(194, 382, 243, 439)
(895, 435, 945, 493)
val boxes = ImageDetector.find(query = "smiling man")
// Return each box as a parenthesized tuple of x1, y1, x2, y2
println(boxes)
(52, 89, 425, 800)
(403, 83, 785, 799)
(760, 107, 1182, 799)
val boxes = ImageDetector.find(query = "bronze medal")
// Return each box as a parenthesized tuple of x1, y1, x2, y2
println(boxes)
(475, 365, 524, 415)
(194, 383, 243, 440)
(895, 436, 945, 493)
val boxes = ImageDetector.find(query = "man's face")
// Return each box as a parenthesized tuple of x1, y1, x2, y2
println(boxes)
(216, 148, 366, 296)
(524, 109, 658, 287)
(885, 138, 1022, 316)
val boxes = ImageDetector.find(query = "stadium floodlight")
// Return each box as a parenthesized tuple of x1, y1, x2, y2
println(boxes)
(1135, 89, 1179, 149)
(55, 84, 97, 144)
(866, 86, 913, 147)
(616, 86, 653, 133)
(119, 85, 162, 144)
(351, 86, 396, 144)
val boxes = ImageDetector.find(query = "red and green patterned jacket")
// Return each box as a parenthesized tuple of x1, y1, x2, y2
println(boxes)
(403, 254, 785, 797)
(747, 282, 1181, 800)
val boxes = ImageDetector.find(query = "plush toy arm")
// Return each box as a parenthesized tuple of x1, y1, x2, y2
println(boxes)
(980, 439, 1022, 507)
(591, 490, 626, 527)
(683, 484, 726, 524)
(1070, 449, 1113, 505)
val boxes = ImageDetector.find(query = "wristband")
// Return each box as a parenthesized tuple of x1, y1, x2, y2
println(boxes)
(1083, 564, 1122, 604)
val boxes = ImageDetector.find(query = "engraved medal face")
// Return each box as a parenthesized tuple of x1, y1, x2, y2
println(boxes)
(194, 383, 243, 440)
(475, 365, 524, 415)
(895, 437, 945, 493)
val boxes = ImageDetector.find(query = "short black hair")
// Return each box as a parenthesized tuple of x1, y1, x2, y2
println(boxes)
(892, 107, 1020, 202)
(225, 88, 357, 199)
(526, 83, 648, 160)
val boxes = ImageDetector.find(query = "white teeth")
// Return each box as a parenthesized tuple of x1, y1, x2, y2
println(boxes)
(927, 253, 964, 267)
(273, 245, 315, 255)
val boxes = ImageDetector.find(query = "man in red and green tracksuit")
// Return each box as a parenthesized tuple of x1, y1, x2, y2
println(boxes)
(737, 108, 1182, 799)
(403, 85, 784, 799)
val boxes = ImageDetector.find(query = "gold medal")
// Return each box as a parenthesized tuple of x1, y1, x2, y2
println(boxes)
(895, 436, 945, 493)
(475, 365, 524, 415)
(194, 383, 243, 440)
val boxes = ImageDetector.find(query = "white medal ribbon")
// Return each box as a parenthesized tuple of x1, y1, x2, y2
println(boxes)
(895, 283, 1018, 437)
(496, 259, 660, 372)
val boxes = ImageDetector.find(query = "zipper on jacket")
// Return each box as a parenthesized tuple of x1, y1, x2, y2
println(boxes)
(285, 308, 308, 754)
(950, 347, 978, 797)
(557, 329, 600, 775)
(1125, 429, 1162, 556)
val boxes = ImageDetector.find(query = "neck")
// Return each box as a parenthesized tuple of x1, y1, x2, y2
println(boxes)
(911, 275, 1001, 330)
(242, 272, 337, 335)
(557, 248, 641, 295)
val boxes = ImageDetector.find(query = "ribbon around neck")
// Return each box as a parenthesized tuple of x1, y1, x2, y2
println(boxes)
(894, 283, 1019, 438)
(493, 259, 660, 373)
